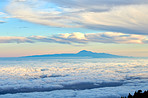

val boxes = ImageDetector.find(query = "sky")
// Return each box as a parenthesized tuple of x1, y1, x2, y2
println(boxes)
(0, 0, 148, 57)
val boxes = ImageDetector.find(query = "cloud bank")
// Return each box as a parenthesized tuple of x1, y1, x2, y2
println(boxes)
(0, 32, 147, 44)
(5, 0, 148, 35)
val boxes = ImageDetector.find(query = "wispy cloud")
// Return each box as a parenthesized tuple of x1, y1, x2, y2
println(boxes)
(0, 21, 6, 23)
(0, 32, 147, 44)
(0, 12, 10, 23)
(48, 0, 148, 7)
(0, 37, 33, 43)
(85, 32, 146, 44)
(5, 1, 81, 28)
(5, 0, 148, 35)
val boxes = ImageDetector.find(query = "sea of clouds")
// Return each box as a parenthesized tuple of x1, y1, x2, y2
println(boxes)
(0, 58, 147, 98)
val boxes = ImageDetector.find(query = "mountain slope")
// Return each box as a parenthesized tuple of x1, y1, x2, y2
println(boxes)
(23, 50, 128, 58)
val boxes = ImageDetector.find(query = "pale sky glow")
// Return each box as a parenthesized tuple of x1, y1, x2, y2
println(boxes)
(0, 0, 148, 57)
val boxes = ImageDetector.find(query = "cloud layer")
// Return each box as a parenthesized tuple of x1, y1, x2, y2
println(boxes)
(5, 0, 148, 35)
(0, 32, 147, 44)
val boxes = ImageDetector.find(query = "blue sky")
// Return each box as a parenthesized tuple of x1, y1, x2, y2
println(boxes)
(0, 0, 148, 57)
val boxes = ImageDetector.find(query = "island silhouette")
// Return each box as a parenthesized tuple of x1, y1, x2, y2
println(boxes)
(22, 50, 129, 58)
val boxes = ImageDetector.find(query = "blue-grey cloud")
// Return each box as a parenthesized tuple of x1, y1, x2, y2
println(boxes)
(47, 0, 148, 9)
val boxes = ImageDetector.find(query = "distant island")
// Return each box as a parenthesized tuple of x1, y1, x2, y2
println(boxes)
(22, 50, 129, 58)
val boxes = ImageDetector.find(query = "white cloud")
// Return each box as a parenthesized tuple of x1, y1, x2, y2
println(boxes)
(5, 0, 148, 35)
(80, 5, 148, 35)
(5, 1, 81, 28)
(59, 32, 86, 40)
(0, 32, 147, 44)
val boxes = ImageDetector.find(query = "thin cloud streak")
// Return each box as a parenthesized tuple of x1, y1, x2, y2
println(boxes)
(0, 21, 6, 23)
(0, 32, 147, 44)
(0, 36, 33, 43)
(0, 12, 10, 23)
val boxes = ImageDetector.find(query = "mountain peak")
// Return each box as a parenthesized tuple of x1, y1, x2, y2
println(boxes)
(77, 50, 94, 54)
